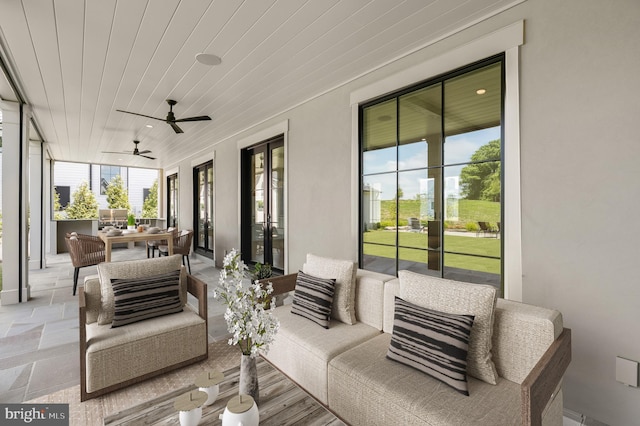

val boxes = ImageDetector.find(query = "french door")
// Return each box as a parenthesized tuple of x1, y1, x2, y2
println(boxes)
(166, 173, 178, 228)
(241, 136, 285, 273)
(193, 161, 214, 259)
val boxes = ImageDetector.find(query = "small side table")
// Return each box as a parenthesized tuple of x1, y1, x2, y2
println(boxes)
(194, 370, 224, 406)
(221, 394, 259, 426)
(174, 390, 207, 426)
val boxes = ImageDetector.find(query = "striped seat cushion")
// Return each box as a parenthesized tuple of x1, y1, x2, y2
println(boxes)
(111, 269, 183, 328)
(387, 296, 475, 395)
(291, 271, 336, 328)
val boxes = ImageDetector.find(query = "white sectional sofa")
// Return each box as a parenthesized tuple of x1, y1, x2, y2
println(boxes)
(262, 256, 571, 426)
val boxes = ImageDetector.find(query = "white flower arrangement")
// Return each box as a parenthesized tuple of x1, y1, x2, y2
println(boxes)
(212, 249, 280, 358)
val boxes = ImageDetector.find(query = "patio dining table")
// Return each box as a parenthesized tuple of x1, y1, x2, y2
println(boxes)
(98, 230, 173, 262)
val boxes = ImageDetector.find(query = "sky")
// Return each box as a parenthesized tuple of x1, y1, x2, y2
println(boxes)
(363, 126, 500, 200)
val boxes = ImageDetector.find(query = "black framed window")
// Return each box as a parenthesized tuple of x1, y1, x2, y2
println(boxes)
(100, 165, 121, 195)
(360, 55, 504, 290)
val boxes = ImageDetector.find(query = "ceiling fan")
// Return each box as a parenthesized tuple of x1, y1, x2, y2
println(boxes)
(103, 140, 156, 160)
(116, 99, 211, 134)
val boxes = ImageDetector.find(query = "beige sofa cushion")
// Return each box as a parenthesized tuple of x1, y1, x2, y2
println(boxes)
(398, 270, 498, 385)
(329, 333, 520, 426)
(97, 255, 186, 325)
(262, 304, 380, 404)
(303, 254, 357, 325)
(85, 306, 206, 393)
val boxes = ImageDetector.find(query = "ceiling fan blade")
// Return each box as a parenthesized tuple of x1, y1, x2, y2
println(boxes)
(139, 154, 156, 160)
(173, 115, 212, 123)
(138, 149, 152, 155)
(116, 109, 165, 121)
(169, 122, 184, 134)
(102, 151, 133, 155)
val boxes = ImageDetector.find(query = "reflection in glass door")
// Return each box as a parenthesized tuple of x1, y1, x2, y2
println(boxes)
(193, 161, 214, 259)
(241, 136, 285, 273)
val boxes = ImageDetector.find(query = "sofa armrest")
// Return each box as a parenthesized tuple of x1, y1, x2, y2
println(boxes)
(187, 274, 208, 322)
(261, 273, 298, 296)
(521, 327, 572, 426)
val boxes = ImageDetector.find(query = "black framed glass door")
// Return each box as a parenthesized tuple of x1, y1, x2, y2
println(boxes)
(193, 161, 213, 258)
(167, 173, 178, 228)
(241, 136, 285, 273)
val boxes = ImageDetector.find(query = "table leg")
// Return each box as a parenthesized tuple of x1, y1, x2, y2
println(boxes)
(105, 241, 112, 262)
(167, 237, 174, 256)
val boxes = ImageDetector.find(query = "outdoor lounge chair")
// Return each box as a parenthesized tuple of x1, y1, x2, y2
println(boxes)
(408, 217, 424, 232)
(477, 221, 498, 238)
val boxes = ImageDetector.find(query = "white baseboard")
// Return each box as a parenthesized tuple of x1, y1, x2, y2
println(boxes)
(564, 416, 582, 426)
(563, 409, 609, 426)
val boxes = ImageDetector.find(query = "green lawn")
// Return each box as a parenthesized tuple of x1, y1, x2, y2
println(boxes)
(363, 230, 500, 274)
(379, 199, 500, 227)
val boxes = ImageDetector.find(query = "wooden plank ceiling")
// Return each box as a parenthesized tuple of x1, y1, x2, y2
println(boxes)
(0, 0, 519, 168)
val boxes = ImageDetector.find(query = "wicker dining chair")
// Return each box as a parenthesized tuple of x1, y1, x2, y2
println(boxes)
(146, 227, 175, 258)
(158, 229, 194, 274)
(64, 233, 106, 295)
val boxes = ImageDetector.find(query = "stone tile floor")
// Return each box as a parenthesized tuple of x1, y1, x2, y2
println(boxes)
(0, 246, 229, 403)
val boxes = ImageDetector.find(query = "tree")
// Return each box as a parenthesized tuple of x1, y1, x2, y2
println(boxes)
(141, 179, 158, 218)
(459, 139, 501, 202)
(105, 175, 131, 211)
(395, 187, 404, 200)
(66, 182, 99, 219)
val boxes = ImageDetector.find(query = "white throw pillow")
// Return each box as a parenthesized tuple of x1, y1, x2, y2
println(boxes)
(97, 255, 186, 325)
(398, 270, 499, 385)
(302, 253, 357, 325)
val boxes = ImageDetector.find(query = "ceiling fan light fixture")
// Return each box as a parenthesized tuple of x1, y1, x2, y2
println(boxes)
(195, 53, 222, 66)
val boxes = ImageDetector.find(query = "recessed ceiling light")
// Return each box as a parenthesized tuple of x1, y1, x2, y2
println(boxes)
(195, 53, 222, 66)
(476, 88, 487, 95)
(146, 124, 153, 128)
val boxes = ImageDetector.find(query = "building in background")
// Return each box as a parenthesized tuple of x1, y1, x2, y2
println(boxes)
(53, 161, 158, 217)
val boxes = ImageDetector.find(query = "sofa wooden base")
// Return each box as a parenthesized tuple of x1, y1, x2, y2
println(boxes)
(80, 353, 208, 402)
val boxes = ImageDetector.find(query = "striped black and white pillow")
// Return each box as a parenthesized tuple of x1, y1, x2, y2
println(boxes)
(111, 269, 183, 328)
(387, 297, 475, 396)
(291, 271, 336, 329)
